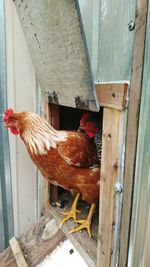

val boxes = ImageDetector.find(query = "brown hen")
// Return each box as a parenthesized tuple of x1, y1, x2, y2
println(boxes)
(3, 108, 100, 237)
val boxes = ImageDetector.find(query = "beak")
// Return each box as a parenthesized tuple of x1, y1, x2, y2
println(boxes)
(78, 126, 85, 132)
(4, 124, 10, 128)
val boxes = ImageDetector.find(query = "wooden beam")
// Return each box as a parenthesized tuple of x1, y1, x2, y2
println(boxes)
(119, 0, 149, 266)
(97, 108, 122, 267)
(41, 102, 59, 209)
(41, 101, 51, 212)
(95, 83, 128, 110)
(49, 104, 60, 204)
(9, 237, 29, 267)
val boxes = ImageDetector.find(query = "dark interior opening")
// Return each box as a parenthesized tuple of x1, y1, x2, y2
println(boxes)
(49, 104, 103, 241)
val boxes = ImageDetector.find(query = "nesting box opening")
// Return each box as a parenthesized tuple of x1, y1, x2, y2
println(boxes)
(49, 103, 102, 231)
(40, 103, 103, 265)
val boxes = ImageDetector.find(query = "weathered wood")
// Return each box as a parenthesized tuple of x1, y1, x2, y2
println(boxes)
(20, 213, 65, 266)
(40, 101, 51, 212)
(119, 0, 149, 266)
(97, 108, 122, 267)
(49, 104, 60, 204)
(9, 237, 29, 267)
(0, 206, 97, 267)
(0, 212, 65, 267)
(95, 83, 128, 110)
(0, 248, 17, 267)
(41, 103, 59, 208)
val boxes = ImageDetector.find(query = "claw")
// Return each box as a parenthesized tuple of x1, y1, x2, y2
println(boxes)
(68, 219, 92, 238)
(60, 209, 80, 216)
(68, 203, 96, 238)
(60, 193, 80, 227)
(59, 194, 96, 238)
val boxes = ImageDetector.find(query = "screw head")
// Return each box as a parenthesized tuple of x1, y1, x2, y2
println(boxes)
(115, 182, 123, 193)
(128, 21, 135, 31)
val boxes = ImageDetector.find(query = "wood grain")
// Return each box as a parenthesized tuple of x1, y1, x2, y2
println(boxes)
(49, 104, 60, 204)
(9, 237, 29, 267)
(40, 101, 51, 212)
(0, 248, 17, 267)
(97, 108, 121, 267)
(0, 212, 65, 267)
(40, 102, 60, 210)
(119, 1, 149, 266)
(0, 207, 97, 267)
(95, 83, 128, 110)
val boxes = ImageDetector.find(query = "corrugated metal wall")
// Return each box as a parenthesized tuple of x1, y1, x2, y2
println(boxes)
(0, 0, 14, 251)
(78, 0, 136, 82)
(128, 2, 150, 266)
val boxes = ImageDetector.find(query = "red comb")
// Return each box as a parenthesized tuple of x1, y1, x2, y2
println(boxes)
(80, 113, 90, 123)
(3, 108, 14, 122)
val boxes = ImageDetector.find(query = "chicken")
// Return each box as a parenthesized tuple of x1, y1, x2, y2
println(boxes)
(3, 108, 100, 237)
(79, 113, 102, 162)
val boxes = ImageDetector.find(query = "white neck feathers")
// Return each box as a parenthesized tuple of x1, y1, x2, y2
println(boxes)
(21, 113, 67, 155)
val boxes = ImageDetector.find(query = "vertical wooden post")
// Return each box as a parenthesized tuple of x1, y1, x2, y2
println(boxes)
(49, 104, 60, 204)
(97, 108, 122, 267)
(40, 101, 51, 212)
(41, 102, 60, 211)
(95, 83, 128, 267)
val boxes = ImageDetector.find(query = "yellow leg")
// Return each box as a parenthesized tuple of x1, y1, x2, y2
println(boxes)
(68, 203, 96, 238)
(60, 193, 80, 227)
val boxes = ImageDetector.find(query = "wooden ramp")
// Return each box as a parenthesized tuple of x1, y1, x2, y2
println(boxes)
(0, 212, 65, 267)
(0, 209, 97, 267)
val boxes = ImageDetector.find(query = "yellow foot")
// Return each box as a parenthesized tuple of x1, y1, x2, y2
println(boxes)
(60, 193, 80, 227)
(68, 203, 96, 238)
(68, 219, 92, 238)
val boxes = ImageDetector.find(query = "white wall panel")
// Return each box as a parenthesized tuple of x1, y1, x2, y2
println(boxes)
(5, 0, 38, 236)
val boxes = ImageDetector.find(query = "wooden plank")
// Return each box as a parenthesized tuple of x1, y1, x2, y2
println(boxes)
(49, 104, 60, 204)
(95, 83, 128, 110)
(0, 212, 65, 267)
(40, 103, 59, 210)
(97, 108, 122, 267)
(9, 237, 29, 267)
(40, 101, 51, 212)
(0, 206, 97, 267)
(50, 104, 60, 130)
(20, 213, 65, 266)
(42, 101, 59, 207)
(119, 0, 149, 266)
(0, 248, 17, 267)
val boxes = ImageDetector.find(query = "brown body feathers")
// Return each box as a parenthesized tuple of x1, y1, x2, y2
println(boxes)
(4, 111, 100, 203)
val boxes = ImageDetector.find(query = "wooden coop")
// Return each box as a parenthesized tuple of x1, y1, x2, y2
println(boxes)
(0, 0, 150, 266)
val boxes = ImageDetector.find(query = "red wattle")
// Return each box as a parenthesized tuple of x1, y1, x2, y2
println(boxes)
(10, 127, 19, 135)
